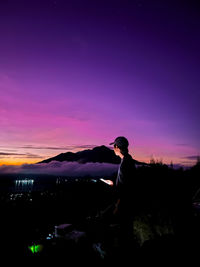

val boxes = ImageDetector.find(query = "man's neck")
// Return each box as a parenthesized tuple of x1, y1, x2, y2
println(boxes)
(119, 154, 124, 159)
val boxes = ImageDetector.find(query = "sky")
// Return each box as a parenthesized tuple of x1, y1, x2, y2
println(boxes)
(0, 0, 199, 167)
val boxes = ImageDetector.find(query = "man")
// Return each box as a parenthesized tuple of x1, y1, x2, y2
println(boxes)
(102, 136, 137, 245)
(88, 137, 138, 260)
(103, 136, 136, 210)
(110, 136, 136, 206)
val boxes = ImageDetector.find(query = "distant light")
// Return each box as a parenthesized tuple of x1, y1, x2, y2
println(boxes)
(28, 244, 43, 254)
(15, 179, 34, 186)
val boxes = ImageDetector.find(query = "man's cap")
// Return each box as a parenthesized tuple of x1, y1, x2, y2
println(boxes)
(109, 136, 129, 148)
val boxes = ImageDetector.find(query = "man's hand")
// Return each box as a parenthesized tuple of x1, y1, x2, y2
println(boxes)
(100, 179, 114, 186)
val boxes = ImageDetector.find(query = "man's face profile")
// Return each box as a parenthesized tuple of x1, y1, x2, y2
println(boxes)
(113, 145, 120, 156)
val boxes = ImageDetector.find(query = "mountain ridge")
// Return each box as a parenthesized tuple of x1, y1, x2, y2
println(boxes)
(38, 145, 121, 164)
(38, 145, 148, 166)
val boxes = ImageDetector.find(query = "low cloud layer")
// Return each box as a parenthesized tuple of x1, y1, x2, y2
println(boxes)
(19, 144, 97, 151)
(183, 155, 199, 161)
(0, 152, 44, 159)
(0, 161, 118, 177)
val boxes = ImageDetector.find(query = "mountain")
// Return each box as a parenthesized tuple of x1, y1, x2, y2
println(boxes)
(38, 145, 148, 166)
(38, 145, 121, 164)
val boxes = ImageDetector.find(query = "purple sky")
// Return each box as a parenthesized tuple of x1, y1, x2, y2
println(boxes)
(0, 0, 199, 166)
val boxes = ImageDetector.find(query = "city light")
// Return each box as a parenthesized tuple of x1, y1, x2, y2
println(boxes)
(15, 179, 34, 185)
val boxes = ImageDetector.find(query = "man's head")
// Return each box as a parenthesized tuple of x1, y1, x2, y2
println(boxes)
(109, 136, 129, 157)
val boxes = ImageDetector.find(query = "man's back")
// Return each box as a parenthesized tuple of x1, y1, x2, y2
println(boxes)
(114, 153, 137, 244)
(116, 153, 136, 191)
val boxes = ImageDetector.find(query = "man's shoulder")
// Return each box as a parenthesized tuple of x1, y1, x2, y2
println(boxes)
(122, 154, 136, 167)
(124, 153, 134, 161)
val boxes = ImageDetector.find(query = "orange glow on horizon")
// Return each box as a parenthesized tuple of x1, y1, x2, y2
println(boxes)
(0, 158, 40, 166)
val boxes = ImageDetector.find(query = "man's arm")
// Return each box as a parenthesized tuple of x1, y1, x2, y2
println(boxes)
(113, 198, 120, 215)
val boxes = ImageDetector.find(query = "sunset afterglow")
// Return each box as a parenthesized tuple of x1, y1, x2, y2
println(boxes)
(0, 1, 199, 167)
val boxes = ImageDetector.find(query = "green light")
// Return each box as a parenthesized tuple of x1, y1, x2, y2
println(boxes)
(28, 244, 43, 254)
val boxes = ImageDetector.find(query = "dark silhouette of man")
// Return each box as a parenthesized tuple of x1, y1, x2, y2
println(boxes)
(100, 136, 137, 254)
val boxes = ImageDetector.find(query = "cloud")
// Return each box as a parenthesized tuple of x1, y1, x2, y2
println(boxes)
(0, 152, 26, 156)
(0, 149, 18, 152)
(19, 144, 97, 150)
(0, 152, 44, 159)
(24, 153, 45, 159)
(176, 144, 189, 147)
(183, 155, 199, 161)
(0, 161, 118, 177)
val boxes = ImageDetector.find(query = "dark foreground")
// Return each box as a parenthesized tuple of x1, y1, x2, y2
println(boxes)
(0, 163, 199, 263)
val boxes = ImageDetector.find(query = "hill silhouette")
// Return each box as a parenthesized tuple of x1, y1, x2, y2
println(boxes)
(38, 145, 145, 165)
(38, 145, 121, 164)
